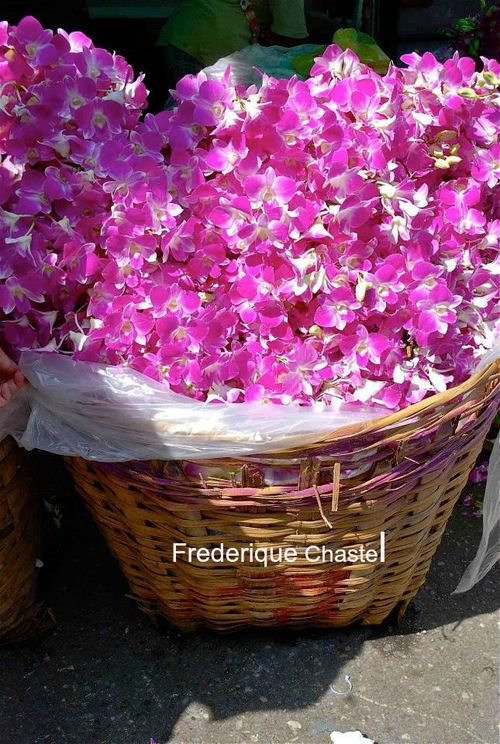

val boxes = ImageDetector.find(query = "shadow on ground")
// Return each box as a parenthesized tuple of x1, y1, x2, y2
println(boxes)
(0, 455, 498, 744)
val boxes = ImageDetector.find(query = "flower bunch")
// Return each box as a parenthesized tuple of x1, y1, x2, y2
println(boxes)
(0, 16, 147, 352)
(1, 21, 498, 410)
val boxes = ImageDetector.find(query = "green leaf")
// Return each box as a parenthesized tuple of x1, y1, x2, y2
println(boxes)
(456, 18, 477, 32)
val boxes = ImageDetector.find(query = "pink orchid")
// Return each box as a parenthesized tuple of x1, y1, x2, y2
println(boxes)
(441, 184, 487, 235)
(12, 15, 59, 66)
(192, 78, 234, 126)
(339, 325, 392, 367)
(73, 100, 124, 140)
(103, 303, 155, 348)
(415, 286, 462, 344)
(0, 273, 45, 314)
(314, 287, 361, 330)
(245, 167, 296, 206)
(150, 284, 201, 317)
(471, 143, 500, 188)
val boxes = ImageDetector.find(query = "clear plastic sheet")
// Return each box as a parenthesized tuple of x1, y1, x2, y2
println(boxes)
(0, 348, 497, 593)
(454, 432, 500, 594)
(1, 351, 386, 461)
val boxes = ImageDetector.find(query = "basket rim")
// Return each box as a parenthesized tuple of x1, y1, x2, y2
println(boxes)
(305, 359, 500, 446)
(67, 359, 499, 462)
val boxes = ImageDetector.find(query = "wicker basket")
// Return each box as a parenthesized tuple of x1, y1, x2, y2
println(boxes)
(66, 361, 500, 631)
(0, 438, 44, 641)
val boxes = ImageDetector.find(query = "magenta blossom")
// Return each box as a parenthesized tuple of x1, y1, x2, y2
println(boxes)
(414, 286, 462, 345)
(339, 325, 392, 368)
(314, 287, 361, 330)
(245, 167, 296, 207)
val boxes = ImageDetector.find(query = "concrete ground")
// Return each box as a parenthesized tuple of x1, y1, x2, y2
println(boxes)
(0, 466, 498, 744)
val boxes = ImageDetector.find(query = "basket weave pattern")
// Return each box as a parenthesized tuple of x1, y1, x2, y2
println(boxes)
(0, 438, 41, 641)
(67, 362, 500, 630)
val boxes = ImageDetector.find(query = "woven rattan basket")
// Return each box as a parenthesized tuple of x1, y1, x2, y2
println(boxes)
(0, 437, 43, 641)
(67, 361, 500, 631)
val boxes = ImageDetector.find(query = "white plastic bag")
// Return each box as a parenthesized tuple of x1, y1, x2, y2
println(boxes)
(330, 733, 375, 744)
(203, 43, 321, 87)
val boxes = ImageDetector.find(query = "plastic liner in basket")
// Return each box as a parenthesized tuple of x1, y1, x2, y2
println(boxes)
(0, 347, 498, 593)
(0, 351, 386, 461)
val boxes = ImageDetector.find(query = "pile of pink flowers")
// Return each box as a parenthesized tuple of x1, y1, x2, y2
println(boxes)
(0, 17, 498, 410)
(0, 17, 147, 351)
